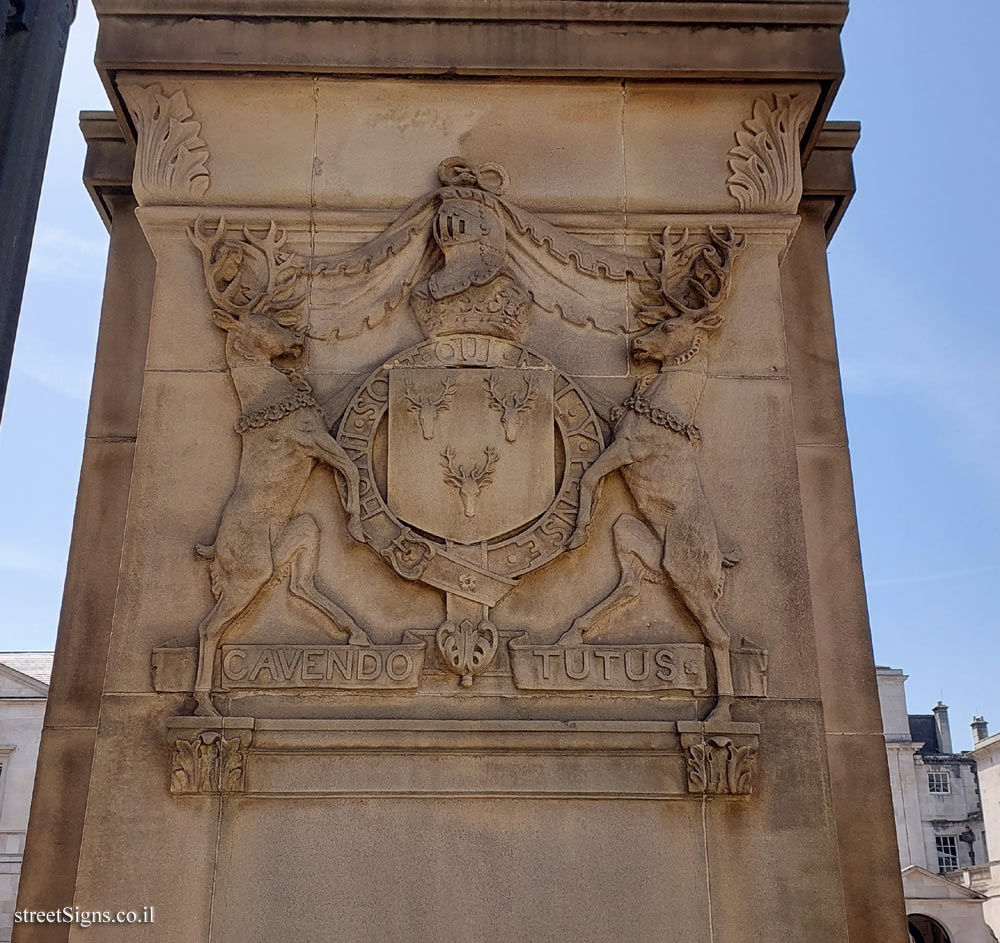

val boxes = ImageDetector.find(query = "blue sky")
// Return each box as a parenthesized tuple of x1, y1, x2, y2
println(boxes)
(0, 2, 996, 750)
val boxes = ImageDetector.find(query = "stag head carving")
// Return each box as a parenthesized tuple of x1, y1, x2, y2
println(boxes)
(188, 217, 307, 325)
(632, 226, 745, 367)
(484, 371, 538, 442)
(403, 377, 457, 440)
(440, 446, 500, 517)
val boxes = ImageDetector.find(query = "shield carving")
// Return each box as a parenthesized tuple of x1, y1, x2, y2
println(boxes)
(387, 367, 555, 544)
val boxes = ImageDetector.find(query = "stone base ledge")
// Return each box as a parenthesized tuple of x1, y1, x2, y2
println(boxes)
(165, 716, 760, 800)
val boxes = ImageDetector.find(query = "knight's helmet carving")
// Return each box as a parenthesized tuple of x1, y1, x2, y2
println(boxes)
(427, 157, 510, 300)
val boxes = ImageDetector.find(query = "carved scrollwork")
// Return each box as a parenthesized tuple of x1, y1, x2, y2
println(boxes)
(436, 618, 500, 687)
(120, 84, 210, 205)
(380, 528, 436, 581)
(684, 736, 756, 796)
(170, 730, 251, 795)
(726, 94, 810, 213)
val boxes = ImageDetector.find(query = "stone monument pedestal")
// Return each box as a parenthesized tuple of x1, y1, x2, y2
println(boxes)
(15, 4, 907, 942)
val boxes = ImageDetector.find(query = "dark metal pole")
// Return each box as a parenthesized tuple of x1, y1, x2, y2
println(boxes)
(0, 0, 77, 421)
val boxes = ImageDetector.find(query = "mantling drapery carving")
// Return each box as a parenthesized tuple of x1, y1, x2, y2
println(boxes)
(726, 94, 809, 213)
(120, 83, 210, 205)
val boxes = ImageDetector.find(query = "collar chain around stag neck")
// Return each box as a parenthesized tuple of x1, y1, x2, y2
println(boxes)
(610, 372, 701, 443)
(671, 334, 702, 365)
(234, 367, 317, 435)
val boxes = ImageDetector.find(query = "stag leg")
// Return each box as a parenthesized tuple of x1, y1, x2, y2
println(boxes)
(310, 431, 364, 542)
(559, 515, 660, 644)
(567, 441, 632, 550)
(660, 513, 735, 723)
(274, 515, 370, 645)
(193, 581, 268, 716)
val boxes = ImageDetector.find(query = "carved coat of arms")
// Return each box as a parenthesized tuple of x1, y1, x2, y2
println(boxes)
(180, 156, 765, 724)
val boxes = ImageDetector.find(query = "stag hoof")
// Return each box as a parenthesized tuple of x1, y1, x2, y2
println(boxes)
(705, 695, 733, 724)
(567, 527, 588, 550)
(557, 626, 584, 646)
(348, 627, 371, 646)
(347, 516, 366, 543)
(192, 693, 221, 718)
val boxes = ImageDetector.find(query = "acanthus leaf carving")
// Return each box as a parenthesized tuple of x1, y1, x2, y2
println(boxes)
(726, 94, 810, 213)
(684, 736, 756, 796)
(120, 84, 210, 205)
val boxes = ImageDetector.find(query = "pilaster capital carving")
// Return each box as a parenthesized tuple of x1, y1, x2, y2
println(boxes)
(120, 83, 210, 206)
(727, 94, 810, 213)
(169, 728, 251, 795)
(682, 734, 757, 796)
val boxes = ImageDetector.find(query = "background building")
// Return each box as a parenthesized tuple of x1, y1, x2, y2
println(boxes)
(970, 721, 1000, 934)
(877, 666, 999, 942)
(878, 667, 985, 873)
(0, 654, 50, 943)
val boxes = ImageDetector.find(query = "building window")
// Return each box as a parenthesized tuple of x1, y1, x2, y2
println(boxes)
(935, 836, 959, 873)
(928, 770, 951, 794)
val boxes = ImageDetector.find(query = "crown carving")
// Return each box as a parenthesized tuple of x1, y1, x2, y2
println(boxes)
(410, 272, 531, 340)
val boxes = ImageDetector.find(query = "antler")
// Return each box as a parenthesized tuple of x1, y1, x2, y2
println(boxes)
(485, 372, 506, 411)
(188, 216, 307, 323)
(472, 446, 499, 485)
(405, 377, 457, 408)
(439, 376, 458, 404)
(403, 378, 419, 408)
(638, 226, 745, 326)
(485, 372, 537, 412)
(440, 447, 463, 486)
(242, 222, 307, 320)
(440, 446, 499, 486)
(189, 216, 248, 315)
(514, 375, 538, 412)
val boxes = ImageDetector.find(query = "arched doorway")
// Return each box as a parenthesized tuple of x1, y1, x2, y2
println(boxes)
(908, 914, 952, 943)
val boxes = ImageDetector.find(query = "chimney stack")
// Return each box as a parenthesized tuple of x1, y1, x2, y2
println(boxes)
(972, 716, 989, 744)
(933, 701, 953, 754)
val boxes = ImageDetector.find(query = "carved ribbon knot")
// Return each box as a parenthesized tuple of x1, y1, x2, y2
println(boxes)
(437, 156, 509, 195)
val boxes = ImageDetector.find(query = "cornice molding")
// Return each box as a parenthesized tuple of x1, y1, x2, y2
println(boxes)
(93, 1, 849, 27)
